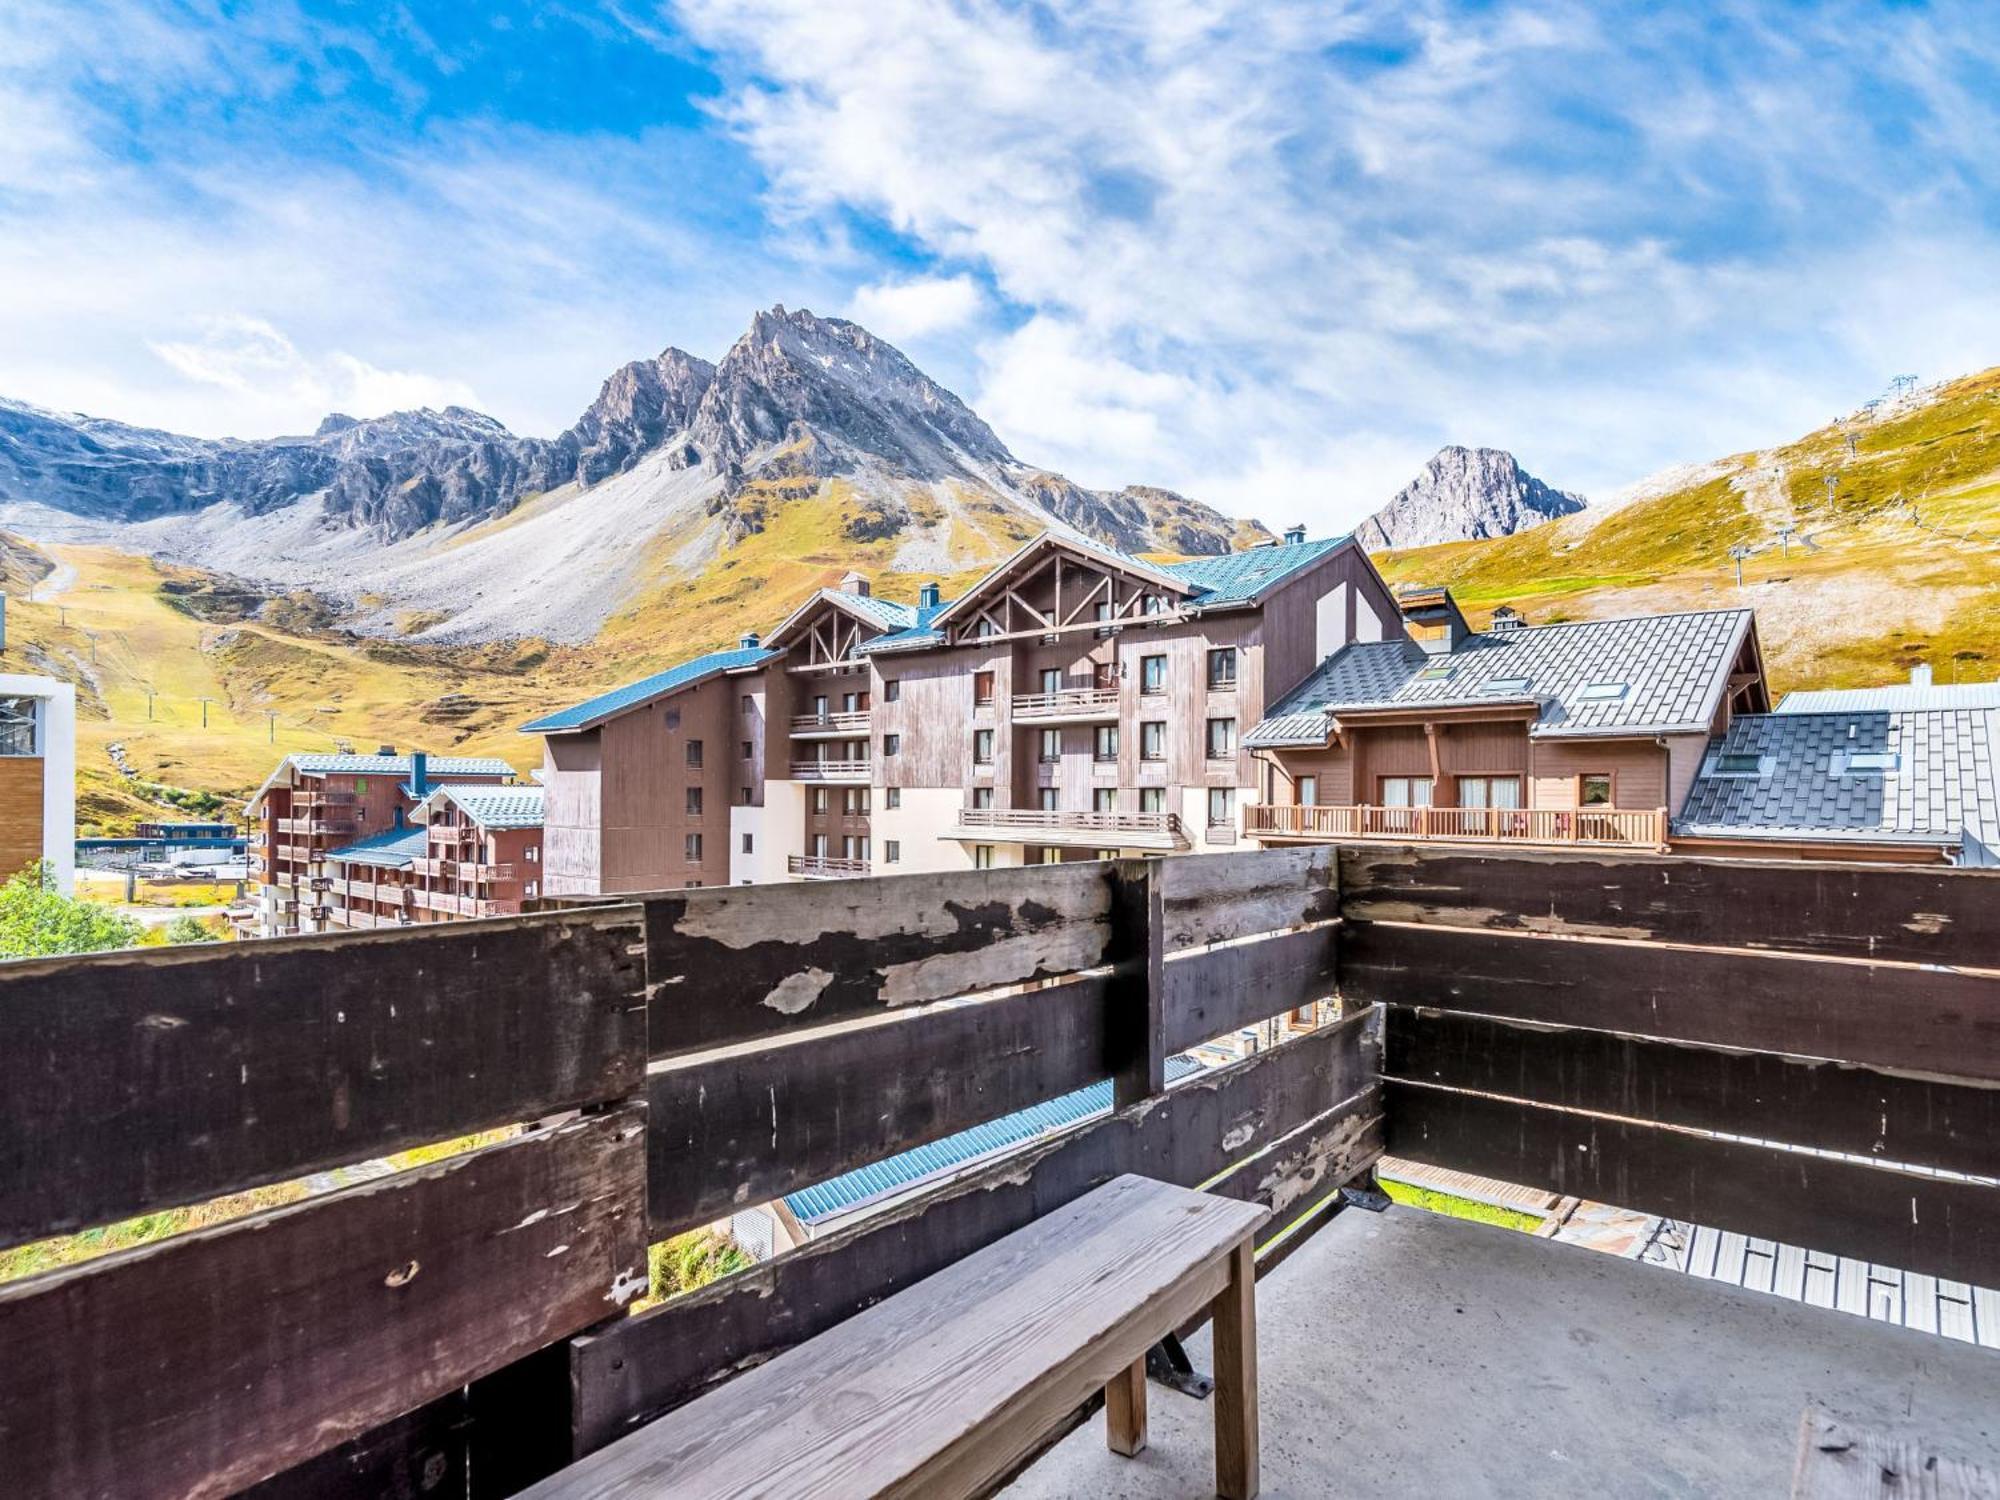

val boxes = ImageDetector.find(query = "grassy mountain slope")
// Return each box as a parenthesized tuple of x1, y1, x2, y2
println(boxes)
(1373, 367, 2000, 691)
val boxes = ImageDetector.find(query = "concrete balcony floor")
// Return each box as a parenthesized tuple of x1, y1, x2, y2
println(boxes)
(1006, 1204, 2000, 1499)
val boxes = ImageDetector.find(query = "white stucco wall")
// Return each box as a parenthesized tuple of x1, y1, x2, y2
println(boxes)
(732, 780, 807, 884)
(0, 673, 75, 893)
(877, 786, 976, 874)
(1315, 581, 1350, 661)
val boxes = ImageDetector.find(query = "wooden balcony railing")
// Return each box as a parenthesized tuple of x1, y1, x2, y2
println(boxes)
(1010, 687, 1120, 719)
(789, 759, 872, 781)
(4, 848, 1997, 1497)
(788, 854, 870, 879)
(951, 807, 1185, 848)
(789, 711, 870, 735)
(1246, 803, 1668, 847)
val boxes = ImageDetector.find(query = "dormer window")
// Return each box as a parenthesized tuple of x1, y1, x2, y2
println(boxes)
(1576, 682, 1629, 702)
(1482, 677, 1532, 695)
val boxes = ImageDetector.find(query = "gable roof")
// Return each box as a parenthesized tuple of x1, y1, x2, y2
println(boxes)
(1777, 681, 2000, 713)
(249, 752, 516, 813)
(1246, 609, 1756, 748)
(1675, 708, 2000, 854)
(520, 645, 776, 734)
(854, 594, 959, 655)
(762, 587, 921, 650)
(323, 825, 429, 869)
(783, 1054, 1205, 1225)
(417, 783, 546, 829)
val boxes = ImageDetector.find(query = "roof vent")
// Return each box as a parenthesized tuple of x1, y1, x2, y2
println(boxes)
(840, 570, 871, 597)
(376, 744, 396, 756)
(1910, 663, 1933, 688)
(740, 631, 760, 650)
(1284, 524, 1307, 545)
(918, 581, 941, 609)
(1489, 604, 1525, 634)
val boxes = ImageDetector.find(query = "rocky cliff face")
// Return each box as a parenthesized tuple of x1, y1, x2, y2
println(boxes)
(0, 306, 1245, 557)
(1357, 446, 1586, 550)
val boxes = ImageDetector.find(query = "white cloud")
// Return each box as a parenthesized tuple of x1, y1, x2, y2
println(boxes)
(847, 274, 983, 342)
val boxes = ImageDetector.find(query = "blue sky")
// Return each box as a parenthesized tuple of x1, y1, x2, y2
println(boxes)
(4, 0, 1999, 532)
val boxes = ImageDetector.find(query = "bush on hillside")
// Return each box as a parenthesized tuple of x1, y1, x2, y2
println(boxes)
(0, 861, 144, 958)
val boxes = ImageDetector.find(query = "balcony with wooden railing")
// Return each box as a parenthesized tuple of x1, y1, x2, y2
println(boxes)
(787, 854, 871, 879)
(789, 710, 871, 738)
(1246, 802, 1669, 849)
(946, 806, 1186, 851)
(4, 849, 1997, 1498)
(788, 758, 872, 783)
(1010, 687, 1121, 722)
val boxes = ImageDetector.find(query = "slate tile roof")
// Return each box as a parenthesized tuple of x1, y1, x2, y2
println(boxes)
(1778, 681, 2000, 713)
(323, 825, 430, 869)
(1675, 708, 2000, 852)
(1246, 609, 1754, 748)
(783, 1054, 1205, 1225)
(520, 646, 777, 733)
(422, 784, 546, 829)
(292, 753, 516, 777)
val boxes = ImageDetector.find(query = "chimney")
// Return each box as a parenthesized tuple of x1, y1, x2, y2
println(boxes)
(410, 750, 429, 797)
(1910, 663, 1933, 688)
(1283, 524, 1307, 545)
(918, 581, 941, 610)
(1490, 604, 1524, 634)
(840, 570, 871, 597)
(376, 743, 396, 756)
(740, 631, 760, 650)
(1394, 584, 1472, 656)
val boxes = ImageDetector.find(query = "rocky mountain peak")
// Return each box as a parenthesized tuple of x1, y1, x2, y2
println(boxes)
(563, 347, 716, 485)
(1357, 445, 1586, 550)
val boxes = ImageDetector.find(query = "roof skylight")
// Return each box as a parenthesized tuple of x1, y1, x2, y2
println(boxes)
(1575, 682, 1629, 702)
(1713, 752, 1765, 775)
(1416, 664, 1454, 682)
(1482, 677, 1533, 695)
(1845, 751, 1899, 773)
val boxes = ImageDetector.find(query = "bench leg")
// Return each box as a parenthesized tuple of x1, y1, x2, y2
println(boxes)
(1211, 1237, 1259, 1500)
(1105, 1354, 1147, 1457)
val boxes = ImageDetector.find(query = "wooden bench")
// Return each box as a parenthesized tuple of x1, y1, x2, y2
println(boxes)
(528, 1174, 1271, 1499)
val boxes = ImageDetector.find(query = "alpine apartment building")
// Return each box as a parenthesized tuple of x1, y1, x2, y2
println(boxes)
(522, 527, 1406, 893)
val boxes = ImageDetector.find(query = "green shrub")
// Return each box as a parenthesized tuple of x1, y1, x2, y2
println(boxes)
(647, 1230, 754, 1303)
(0, 861, 144, 958)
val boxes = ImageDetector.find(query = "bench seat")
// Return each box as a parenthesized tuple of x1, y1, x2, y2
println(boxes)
(528, 1174, 1270, 1499)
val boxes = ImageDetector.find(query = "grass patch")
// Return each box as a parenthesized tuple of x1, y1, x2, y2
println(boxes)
(1380, 1175, 1544, 1233)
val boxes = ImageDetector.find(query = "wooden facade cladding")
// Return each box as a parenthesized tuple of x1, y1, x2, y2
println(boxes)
(0, 754, 43, 882)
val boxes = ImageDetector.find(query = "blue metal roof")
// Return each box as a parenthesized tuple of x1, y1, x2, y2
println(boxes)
(783, 1054, 1205, 1224)
(1159, 535, 1350, 606)
(520, 646, 778, 733)
(854, 598, 957, 655)
(324, 825, 429, 869)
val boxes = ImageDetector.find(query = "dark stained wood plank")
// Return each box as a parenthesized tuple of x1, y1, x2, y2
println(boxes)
(569, 1014, 1378, 1459)
(237, 1391, 471, 1500)
(1200, 1084, 1385, 1228)
(1108, 858, 1166, 1107)
(526, 1179, 1265, 1499)
(1385, 1008, 2000, 1178)
(1342, 923, 2000, 1083)
(0, 908, 648, 1250)
(1160, 846, 1337, 952)
(1164, 924, 1338, 1054)
(643, 863, 1114, 1057)
(647, 976, 1113, 1239)
(0, 1107, 648, 1500)
(1338, 845, 2000, 970)
(1386, 1082, 2000, 1288)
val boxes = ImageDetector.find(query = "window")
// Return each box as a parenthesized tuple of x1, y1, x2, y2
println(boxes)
(841, 691, 860, 714)
(1039, 788, 1059, 812)
(1140, 787, 1165, 813)
(524, 880, 539, 900)
(884, 679, 900, 703)
(1039, 668, 1062, 694)
(1140, 655, 1167, 695)
(684, 832, 703, 862)
(1093, 788, 1116, 813)
(973, 617, 997, 640)
(685, 787, 703, 816)
(1206, 717, 1237, 759)
(741, 740, 753, 760)
(525, 845, 539, 863)
(845, 788, 871, 816)
(1143, 594, 1166, 616)
(1713, 752, 1765, 775)
(1456, 775, 1521, 809)
(1207, 648, 1237, 690)
(741, 788, 753, 805)
(1140, 721, 1166, 761)
(974, 845, 994, 869)
(685, 879, 702, 889)
(885, 840, 901, 863)
(1207, 788, 1234, 827)
(885, 787, 901, 809)
(1297, 774, 1318, 806)
(972, 787, 995, 809)
(883, 733, 901, 757)
(1482, 677, 1532, 695)
(741, 833, 754, 854)
(1093, 600, 1115, 636)
(664, 707, 682, 730)
(974, 671, 996, 706)
(1381, 776, 1434, 807)
(740, 695, 754, 716)
(811, 787, 829, 814)
(1094, 725, 1119, 762)
(1845, 751, 1899, 773)
(973, 728, 995, 764)
(686, 739, 704, 768)
(1579, 774, 1614, 807)
(0, 698, 38, 756)
(1039, 728, 1061, 763)
(1576, 682, 1629, 702)
(1038, 848, 1063, 864)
